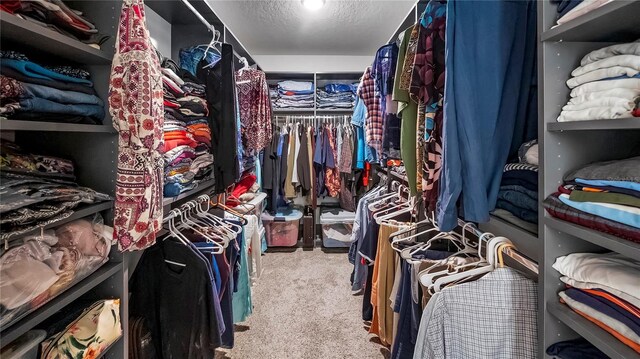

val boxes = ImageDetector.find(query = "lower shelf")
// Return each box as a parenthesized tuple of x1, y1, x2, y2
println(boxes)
(547, 301, 640, 359)
(0, 261, 123, 345)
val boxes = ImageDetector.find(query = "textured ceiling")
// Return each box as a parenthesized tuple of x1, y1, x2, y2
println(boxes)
(204, 0, 415, 56)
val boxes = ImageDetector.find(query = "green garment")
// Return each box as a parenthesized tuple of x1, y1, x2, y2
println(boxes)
(393, 25, 419, 196)
(570, 190, 640, 208)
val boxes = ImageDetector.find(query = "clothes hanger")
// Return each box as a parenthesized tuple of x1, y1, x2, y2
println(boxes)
(176, 204, 226, 253)
(212, 193, 248, 225)
(430, 235, 510, 293)
(203, 26, 222, 68)
(163, 209, 190, 267)
(185, 200, 236, 243)
(195, 195, 242, 237)
(237, 57, 250, 78)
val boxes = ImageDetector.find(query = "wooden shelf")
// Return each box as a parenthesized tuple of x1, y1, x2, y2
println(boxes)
(545, 216, 640, 262)
(547, 118, 640, 132)
(162, 179, 216, 206)
(1, 119, 116, 133)
(0, 13, 113, 64)
(0, 262, 122, 345)
(541, 1, 640, 42)
(547, 301, 640, 359)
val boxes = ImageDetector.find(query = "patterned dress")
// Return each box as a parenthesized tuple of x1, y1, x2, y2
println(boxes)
(235, 68, 272, 151)
(109, 0, 164, 251)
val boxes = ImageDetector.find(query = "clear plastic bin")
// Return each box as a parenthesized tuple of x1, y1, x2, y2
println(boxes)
(0, 330, 46, 359)
(261, 208, 302, 247)
(320, 208, 355, 248)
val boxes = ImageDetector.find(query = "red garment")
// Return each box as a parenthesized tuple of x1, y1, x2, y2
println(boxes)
(231, 174, 257, 199)
(324, 125, 340, 197)
(0, 1, 21, 14)
(357, 67, 383, 156)
(363, 162, 371, 187)
(165, 139, 197, 151)
(236, 69, 273, 151)
(164, 99, 180, 108)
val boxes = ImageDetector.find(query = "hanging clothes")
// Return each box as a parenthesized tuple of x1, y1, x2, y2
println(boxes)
(357, 67, 383, 160)
(297, 124, 312, 195)
(235, 68, 273, 151)
(109, 0, 164, 251)
(196, 43, 239, 193)
(394, 25, 419, 196)
(437, 0, 537, 231)
(325, 125, 341, 198)
(410, 1, 447, 212)
(372, 43, 401, 160)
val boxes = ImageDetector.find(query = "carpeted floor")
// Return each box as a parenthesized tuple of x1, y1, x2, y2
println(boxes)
(215, 248, 389, 359)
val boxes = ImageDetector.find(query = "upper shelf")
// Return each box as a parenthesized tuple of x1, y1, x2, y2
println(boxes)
(0, 13, 113, 64)
(1, 119, 117, 133)
(162, 179, 216, 207)
(541, 1, 640, 42)
(547, 118, 640, 132)
(145, 0, 222, 26)
(544, 216, 640, 262)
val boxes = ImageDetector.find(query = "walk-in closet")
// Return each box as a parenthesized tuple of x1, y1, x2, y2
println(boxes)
(1, 0, 639, 358)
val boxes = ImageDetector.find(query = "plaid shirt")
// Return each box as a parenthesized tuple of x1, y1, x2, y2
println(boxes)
(415, 267, 538, 359)
(357, 67, 383, 156)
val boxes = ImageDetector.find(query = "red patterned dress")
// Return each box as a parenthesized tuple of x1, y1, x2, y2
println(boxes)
(109, 0, 164, 251)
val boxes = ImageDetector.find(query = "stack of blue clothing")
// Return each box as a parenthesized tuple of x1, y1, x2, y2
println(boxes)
(316, 83, 357, 109)
(0, 51, 104, 124)
(493, 140, 539, 233)
(270, 80, 314, 109)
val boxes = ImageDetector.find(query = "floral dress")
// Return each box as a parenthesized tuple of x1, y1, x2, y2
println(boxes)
(108, 0, 164, 251)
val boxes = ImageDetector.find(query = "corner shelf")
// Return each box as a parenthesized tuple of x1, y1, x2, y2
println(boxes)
(162, 179, 216, 206)
(544, 216, 640, 262)
(541, 1, 640, 42)
(547, 301, 640, 359)
(547, 118, 640, 132)
(1, 119, 116, 133)
(0, 13, 114, 64)
(0, 261, 122, 345)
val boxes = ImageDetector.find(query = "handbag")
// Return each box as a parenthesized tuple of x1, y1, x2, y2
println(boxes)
(129, 317, 157, 359)
(40, 299, 122, 359)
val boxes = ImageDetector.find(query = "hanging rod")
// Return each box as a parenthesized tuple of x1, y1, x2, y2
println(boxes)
(180, 0, 219, 36)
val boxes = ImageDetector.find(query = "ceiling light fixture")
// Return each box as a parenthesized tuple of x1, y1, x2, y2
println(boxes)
(302, 0, 325, 11)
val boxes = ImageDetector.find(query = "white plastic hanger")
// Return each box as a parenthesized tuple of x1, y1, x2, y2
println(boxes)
(430, 235, 510, 293)
(203, 26, 221, 68)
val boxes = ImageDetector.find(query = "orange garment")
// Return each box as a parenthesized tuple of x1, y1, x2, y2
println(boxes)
(582, 187, 606, 193)
(368, 224, 400, 346)
(570, 306, 640, 353)
(164, 139, 197, 151)
(577, 288, 640, 319)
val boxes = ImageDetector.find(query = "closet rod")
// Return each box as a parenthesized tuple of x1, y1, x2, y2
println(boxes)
(180, 0, 219, 36)
(457, 218, 539, 274)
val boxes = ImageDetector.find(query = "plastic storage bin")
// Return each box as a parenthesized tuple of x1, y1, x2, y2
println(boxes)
(320, 208, 356, 248)
(0, 330, 46, 359)
(262, 208, 302, 247)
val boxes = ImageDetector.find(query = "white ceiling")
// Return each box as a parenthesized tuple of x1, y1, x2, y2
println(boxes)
(205, 0, 415, 56)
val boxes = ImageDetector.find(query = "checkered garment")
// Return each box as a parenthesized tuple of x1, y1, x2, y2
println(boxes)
(414, 267, 538, 359)
(357, 67, 383, 157)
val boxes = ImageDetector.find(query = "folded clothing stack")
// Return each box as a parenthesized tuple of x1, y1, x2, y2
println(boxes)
(556, 41, 640, 122)
(1, 140, 74, 180)
(546, 338, 608, 359)
(1, 0, 109, 48)
(270, 80, 314, 109)
(553, 252, 640, 354)
(551, 0, 614, 26)
(544, 156, 640, 243)
(161, 65, 213, 197)
(0, 52, 104, 124)
(0, 215, 112, 329)
(0, 171, 111, 241)
(316, 83, 357, 109)
(493, 140, 539, 233)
